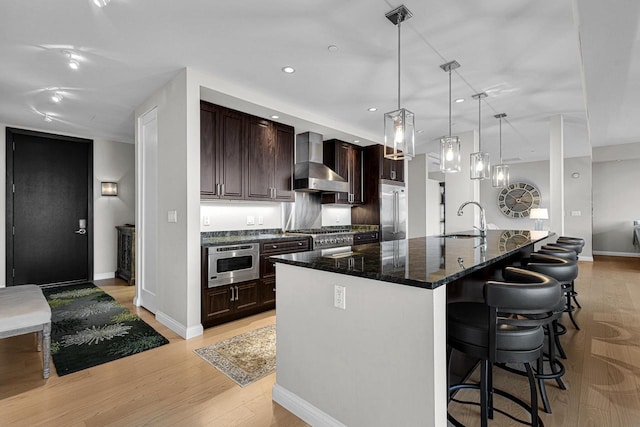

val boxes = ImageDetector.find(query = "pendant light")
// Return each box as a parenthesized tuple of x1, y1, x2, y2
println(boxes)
(383, 5, 415, 160)
(439, 61, 461, 173)
(470, 92, 490, 180)
(492, 113, 510, 187)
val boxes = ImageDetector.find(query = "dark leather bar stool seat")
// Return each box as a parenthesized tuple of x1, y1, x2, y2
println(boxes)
(519, 253, 578, 413)
(548, 237, 584, 310)
(448, 267, 561, 427)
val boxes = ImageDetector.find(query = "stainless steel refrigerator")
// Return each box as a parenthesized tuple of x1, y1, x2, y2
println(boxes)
(380, 182, 407, 241)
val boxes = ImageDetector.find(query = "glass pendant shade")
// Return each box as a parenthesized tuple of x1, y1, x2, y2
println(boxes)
(384, 108, 415, 160)
(440, 136, 461, 173)
(470, 151, 490, 179)
(491, 164, 510, 188)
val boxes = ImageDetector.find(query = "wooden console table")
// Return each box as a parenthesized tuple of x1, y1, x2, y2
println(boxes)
(116, 225, 135, 285)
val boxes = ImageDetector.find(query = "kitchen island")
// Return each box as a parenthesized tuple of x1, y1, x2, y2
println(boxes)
(270, 230, 552, 427)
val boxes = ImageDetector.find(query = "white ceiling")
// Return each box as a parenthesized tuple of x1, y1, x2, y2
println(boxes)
(1, 0, 639, 166)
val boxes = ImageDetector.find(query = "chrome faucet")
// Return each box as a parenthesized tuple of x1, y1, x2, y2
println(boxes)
(457, 201, 487, 237)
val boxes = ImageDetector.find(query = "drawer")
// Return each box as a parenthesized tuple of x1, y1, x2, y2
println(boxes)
(260, 238, 310, 255)
(353, 231, 379, 245)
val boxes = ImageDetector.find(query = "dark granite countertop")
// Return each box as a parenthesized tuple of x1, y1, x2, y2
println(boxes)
(270, 230, 554, 290)
(201, 225, 380, 247)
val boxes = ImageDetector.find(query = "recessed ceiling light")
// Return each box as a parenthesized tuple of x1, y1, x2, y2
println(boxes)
(455, 98, 465, 103)
(353, 139, 360, 143)
(271, 115, 280, 119)
(282, 66, 295, 74)
(51, 92, 63, 103)
(367, 107, 377, 112)
(68, 59, 79, 70)
(44, 114, 52, 122)
(93, 0, 111, 7)
(328, 45, 339, 52)
(417, 130, 425, 134)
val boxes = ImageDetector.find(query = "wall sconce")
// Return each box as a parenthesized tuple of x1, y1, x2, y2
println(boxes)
(101, 182, 118, 196)
(530, 208, 548, 231)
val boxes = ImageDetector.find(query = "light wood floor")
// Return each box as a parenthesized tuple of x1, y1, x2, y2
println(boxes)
(1, 256, 639, 426)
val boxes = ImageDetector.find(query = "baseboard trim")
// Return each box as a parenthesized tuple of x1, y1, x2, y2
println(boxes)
(593, 251, 640, 258)
(578, 256, 594, 262)
(94, 272, 115, 280)
(155, 311, 203, 340)
(272, 383, 346, 427)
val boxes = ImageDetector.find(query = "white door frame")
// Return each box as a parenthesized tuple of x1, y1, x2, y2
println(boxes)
(135, 107, 158, 313)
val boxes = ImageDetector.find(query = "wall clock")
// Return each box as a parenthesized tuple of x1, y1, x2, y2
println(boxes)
(497, 182, 541, 218)
(499, 230, 531, 251)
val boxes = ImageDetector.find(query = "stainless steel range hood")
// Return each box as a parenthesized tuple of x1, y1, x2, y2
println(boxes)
(293, 132, 349, 193)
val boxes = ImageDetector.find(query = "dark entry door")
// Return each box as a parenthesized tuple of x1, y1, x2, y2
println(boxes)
(6, 128, 93, 286)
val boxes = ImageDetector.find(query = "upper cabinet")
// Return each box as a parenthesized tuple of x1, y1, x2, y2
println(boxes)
(200, 102, 245, 199)
(364, 144, 404, 182)
(200, 101, 294, 201)
(322, 139, 363, 205)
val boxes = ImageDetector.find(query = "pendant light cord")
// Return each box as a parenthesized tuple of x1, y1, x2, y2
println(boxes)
(478, 96, 482, 150)
(448, 69, 452, 137)
(499, 116, 503, 163)
(397, 15, 401, 110)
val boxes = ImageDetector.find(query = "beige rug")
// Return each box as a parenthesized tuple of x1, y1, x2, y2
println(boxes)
(194, 324, 275, 387)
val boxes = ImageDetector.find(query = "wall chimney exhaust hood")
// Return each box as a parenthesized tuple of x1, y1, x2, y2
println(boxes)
(293, 132, 349, 193)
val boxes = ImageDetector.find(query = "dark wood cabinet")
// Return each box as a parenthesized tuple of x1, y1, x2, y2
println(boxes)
(370, 144, 404, 182)
(202, 281, 259, 325)
(322, 139, 363, 205)
(200, 102, 245, 199)
(201, 101, 294, 202)
(259, 238, 310, 308)
(353, 230, 379, 245)
(116, 226, 135, 285)
(245, 119, 295, 201)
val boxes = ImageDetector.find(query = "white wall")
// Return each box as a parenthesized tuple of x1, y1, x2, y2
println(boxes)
(480, 160, 550, 230)
(408, 154, 427, 238)
(445, 130, 478, 233)
(135, 69, 202, 339)
(0, 123, 133, 287)
(94, 140, 135, 279)
(564, 156, 593, 258)
(200, 201, 282, 232)
(593, 158, 640, 256)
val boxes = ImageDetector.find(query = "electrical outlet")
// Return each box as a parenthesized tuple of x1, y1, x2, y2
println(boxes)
(334, 285, 346, 310)
(203, 215, 210, 226)
(167, 210, 177, 223)
(571, 211, 581, 217)
(258, 216, 264, 225)
(247, 216, 255, 225)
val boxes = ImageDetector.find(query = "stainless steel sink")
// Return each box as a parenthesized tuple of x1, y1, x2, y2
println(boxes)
(437, 233, 482, 239)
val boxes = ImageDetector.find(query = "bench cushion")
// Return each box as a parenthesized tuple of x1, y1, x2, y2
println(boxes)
(0, 285, 51, 333)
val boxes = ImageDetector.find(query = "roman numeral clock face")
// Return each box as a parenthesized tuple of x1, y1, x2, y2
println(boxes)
(497, 182, 541, 218)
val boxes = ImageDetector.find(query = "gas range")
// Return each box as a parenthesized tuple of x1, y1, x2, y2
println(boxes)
(286, 228, 355, 249)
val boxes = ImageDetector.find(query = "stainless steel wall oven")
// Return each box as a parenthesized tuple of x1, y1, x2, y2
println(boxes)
(207, 243, 259, 287)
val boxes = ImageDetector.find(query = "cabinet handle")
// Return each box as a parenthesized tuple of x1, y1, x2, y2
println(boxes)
(298, 242, 303, 246)
(230, 286, 235, 301)
(235, 286, 239, 301)
(221, 184, 225, 196)
(273, 288, 276, 292)
(273, 188, 277, 199)
(391, 170, 396, 180)
(216, 183, 220, 196)
(272, 245, 278, 249)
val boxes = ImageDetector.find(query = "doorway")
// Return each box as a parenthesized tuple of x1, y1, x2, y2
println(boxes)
(5, 128, 93, 286)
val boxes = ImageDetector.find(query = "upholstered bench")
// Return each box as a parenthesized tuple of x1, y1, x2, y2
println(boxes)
(0, 285, 52, 379)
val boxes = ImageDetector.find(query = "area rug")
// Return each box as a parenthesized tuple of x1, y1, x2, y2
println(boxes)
(42, 282, 169, 376)
(194, 324, 275, 387)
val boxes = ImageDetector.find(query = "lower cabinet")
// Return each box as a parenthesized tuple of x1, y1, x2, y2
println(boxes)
(353, 231, 379, 245)
(202, 281, 260, 327)
(201, 237, 310, 329)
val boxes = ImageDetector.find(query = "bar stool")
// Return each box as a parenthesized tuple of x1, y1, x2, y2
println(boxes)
(548, 237, 584, 310)
(447, 267, 561, 427)
(520, 253, 578, 413)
